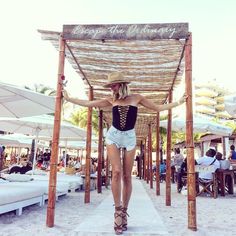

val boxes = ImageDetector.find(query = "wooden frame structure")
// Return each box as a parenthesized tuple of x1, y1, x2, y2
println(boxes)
(38, 23, 196, 231)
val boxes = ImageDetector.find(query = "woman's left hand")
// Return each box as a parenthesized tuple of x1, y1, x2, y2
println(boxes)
(178, 93, 187, 105)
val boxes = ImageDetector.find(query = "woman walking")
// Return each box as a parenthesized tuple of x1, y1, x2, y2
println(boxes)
(63, 72, 186, 235)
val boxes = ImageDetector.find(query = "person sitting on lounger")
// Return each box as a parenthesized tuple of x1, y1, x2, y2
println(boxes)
(9, 161, 32, 174)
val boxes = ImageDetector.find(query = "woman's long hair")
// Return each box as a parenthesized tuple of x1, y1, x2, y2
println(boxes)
(112, 83, 130, 101)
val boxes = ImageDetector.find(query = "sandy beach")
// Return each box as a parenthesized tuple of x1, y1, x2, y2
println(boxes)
(0, 178, 236, 236)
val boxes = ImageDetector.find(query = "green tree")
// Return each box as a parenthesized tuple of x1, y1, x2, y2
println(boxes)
(69, 107, 99, 134)
(24, 84, 56, 96)
(24, 83, 56, 161)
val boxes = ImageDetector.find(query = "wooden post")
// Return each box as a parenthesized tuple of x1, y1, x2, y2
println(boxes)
(185, 33, 197, 231)
(143, 139, 146, 180)
(222, 137, 226, 157)
(84, 87, 93, 203)
(166, 91, 172, 206)
(146, 136, 149, 184)
(200, 142, 204, 157)
(149, 124, 153, 189)
(156, 113, 160, 195)
(97, 109, 103, 193)
(105, 153, 110, 188)
(139, 141, 143, 179)
(46, 35, 65, 227)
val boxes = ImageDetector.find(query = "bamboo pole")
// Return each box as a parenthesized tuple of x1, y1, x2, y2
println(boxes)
(105, 153, 110, 188)
(146, 136, 149, 184)
(222, 137, 226, 157)
(156, 113, 160, 195)
(185, 33, 197, 231)
(46, 35, 65, 227)
(97, 109, 103, 193)
(200, 142, 204, 157)
(149, 124, 153, 189)
(166, 91, 172, 206)
(139, 141, 143, 179)
(143, 139, 146, 180)
(84, 87, 93, 203)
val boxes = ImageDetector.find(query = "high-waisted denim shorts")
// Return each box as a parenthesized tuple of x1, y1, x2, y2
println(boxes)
(105, 126, 136, 151)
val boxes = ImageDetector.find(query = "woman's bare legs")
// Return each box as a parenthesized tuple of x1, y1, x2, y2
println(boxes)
(121, 148, 135, 231)
(122, 148, 136, 208)
(107, 144, 122, 207)
(107, 144, 123, 234)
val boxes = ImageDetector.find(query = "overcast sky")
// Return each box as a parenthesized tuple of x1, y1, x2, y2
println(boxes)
(1, 0, 236, 98)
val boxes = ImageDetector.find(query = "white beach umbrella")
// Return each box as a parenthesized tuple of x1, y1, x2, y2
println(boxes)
(223, 94, 236, 117)
(0, 81, 55, 118)
(59, 140, 98, 150)
(0, 133, 32, 147)
(159, 115, 233, 136)
(0, 115, 86, 139)
(0, 115, 87, 170)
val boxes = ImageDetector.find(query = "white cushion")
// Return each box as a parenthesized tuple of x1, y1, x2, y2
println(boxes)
(0, 179, 6, 183)
(25, 170, 47, 175)
(5, 174, 33, 182)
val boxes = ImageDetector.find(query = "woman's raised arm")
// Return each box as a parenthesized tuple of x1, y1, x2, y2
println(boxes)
(62, 89, 111, 108)
(138, 94, 186, 112)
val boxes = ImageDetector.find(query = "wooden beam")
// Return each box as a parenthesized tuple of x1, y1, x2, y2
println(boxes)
(139, 141, 143, 180)
(222, 137, 226, 157)
(65, 42, 92, 88)
(166, 91, 172, 206)
(156, 113, 161, 196)
(143, 139, 147, 181)
(63, 23, 189, 40)
(46, 35, 65, 227)
(149, 124, 153, 189)
(105, 153, 110, 188)
(146, 136, 150, 184)
(185, 33, 197, 231)
(92, 88, 170, 92)
(97, 109, 103, 193)
(84, 87, 93, 203)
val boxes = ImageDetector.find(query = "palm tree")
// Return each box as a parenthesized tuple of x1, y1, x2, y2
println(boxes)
(24, 83, 56, 162)
(69, 107, 99, 134)
(24, 84, 56, 96)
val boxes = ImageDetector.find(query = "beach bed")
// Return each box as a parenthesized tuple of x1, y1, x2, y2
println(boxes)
(2, 174, 70, 203)
(31, 173, 83, 192)
(0, 180, 44, 216)
(7, 180, 69, 204)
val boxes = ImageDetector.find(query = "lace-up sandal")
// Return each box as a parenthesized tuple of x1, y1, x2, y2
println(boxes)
(114, 206, 123, 235)
(122, 207, 129, 231)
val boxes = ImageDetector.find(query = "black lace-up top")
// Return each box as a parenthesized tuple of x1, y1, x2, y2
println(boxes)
(112, 105, 138, 131)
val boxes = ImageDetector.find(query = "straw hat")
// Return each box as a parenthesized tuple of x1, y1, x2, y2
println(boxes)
(103, 72, 130, 88)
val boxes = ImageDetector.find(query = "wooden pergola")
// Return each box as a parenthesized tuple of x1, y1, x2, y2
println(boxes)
(38, 23, 196, 231)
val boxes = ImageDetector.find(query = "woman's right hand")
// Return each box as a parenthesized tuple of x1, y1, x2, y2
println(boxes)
(62, 89, 69, 101)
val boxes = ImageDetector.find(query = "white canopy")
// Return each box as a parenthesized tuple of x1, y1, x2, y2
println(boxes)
(0, 115, 86, 140)
(0, 115, 87, 170)
(0, 133, 32, 147)
(159, 115, 233, 136)
(0, 81, 55, 118)
(59, 140, 98, 150)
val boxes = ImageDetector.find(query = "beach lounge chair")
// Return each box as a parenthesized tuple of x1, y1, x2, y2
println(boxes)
(1, 174, 69, 205)
(29, 172, 83, 192)
(0, 179, 44, 216)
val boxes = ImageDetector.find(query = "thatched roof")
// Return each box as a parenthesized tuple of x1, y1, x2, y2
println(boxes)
(38, 23, 189, 143)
